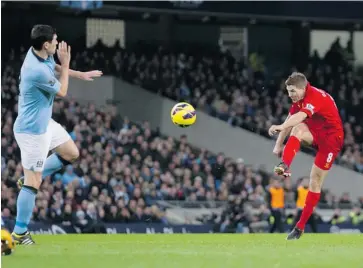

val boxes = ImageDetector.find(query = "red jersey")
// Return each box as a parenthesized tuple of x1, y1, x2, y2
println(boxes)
(289, 83, 344, 135)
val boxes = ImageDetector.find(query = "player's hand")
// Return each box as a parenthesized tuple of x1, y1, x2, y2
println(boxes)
(57, 41, 71, 67)
(268, 124, 284, 136)
(273, 143, 284, 158)
(80, 70, 103, 81)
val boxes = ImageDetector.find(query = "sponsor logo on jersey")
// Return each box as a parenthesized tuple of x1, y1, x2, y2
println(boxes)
(305, 103, 315, 114)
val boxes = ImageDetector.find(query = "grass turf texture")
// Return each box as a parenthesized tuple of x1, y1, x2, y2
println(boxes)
(3, 234, 363, 268)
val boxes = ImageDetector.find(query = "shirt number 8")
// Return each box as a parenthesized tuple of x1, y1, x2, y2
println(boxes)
(326, 153, 333, 163)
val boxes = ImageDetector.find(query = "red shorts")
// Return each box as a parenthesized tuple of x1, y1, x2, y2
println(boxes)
(309, 128, 344, 170)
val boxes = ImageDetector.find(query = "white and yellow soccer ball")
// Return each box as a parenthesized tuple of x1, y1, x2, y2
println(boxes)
(170, 102, 197, 128)
(1, 228, 15, 256)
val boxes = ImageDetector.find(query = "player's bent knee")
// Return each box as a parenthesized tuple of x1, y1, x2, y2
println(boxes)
(55, 140, 79, 163)
(290, 124, 307, 139)
(291, 123, 313, 144)
(70, 148, 80, 162)
(67, 144, 80, 161)
(63, 147, 79, 163)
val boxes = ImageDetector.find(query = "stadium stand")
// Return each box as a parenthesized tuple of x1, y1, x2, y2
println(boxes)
(2, 48, 363, 231)
(71, 40, 363, 173)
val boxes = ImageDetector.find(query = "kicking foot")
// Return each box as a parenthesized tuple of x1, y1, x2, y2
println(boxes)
(11, 231, 35, 245)
(274, 162, 291, 178)
(286, 227, 303, 240)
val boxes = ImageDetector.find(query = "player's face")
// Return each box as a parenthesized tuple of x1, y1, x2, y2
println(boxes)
(45, 34, 58, 55)
(286, 85, 305, 103)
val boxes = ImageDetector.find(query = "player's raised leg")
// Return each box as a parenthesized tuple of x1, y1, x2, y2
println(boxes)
(17, 152, 72, 188)
(46, 119, 79, 178)
(274, 123, 313, 177)
(17, 148, 79, 189)
(52, 138, 79, 169)
(17, 120, 79, 188)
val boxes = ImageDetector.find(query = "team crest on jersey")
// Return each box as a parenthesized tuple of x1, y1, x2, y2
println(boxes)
(49, 79, 55, 86)
(36, 160, 44, 168)
(305, 103, 315, 114)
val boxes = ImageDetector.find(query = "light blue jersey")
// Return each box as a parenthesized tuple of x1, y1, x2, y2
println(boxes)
(13, 48, 61, 135)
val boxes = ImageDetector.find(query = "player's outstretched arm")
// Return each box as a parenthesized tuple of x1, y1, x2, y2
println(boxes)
(275, 114, 292, 143)
(55, 65, 103, 81)
(275, 127, 292, 145)
(272, 114, 292, 157)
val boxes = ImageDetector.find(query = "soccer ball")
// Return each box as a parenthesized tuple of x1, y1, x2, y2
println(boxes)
(1, 228, 15, 256)
(170, 102, 197, 128)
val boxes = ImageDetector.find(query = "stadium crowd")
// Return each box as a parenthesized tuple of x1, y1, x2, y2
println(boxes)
(70, 39, 363, 173)
(1, 43, 363, 232)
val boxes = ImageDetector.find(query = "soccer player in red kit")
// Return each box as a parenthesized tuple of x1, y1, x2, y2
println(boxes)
(268, 72, 344, 240)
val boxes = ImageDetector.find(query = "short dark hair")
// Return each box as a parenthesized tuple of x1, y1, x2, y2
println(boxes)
(285, 72, 308, 89)
(31, 25, 56, 51)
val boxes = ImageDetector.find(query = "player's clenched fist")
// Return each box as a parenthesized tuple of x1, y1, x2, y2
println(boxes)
(57, 41, 71, 67)
(268, 124, 284, 136)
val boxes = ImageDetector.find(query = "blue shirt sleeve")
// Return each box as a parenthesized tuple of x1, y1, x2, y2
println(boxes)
(33, 70, 61, 95)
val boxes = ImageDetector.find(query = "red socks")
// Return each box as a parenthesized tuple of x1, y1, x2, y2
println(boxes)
(282, 136, 301, 167)
(296, 191, 321, 230)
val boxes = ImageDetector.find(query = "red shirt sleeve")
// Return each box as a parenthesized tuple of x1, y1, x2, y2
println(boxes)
(289, 103, 299, 115)
(301, 95, 322, 117)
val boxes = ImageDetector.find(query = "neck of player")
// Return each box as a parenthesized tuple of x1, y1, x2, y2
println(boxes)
(33, 48, 48, 60)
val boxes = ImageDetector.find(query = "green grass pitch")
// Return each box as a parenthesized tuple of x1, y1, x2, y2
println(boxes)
(3, 234, 363, 268)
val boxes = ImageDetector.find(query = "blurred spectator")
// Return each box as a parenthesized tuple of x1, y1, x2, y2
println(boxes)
(329, 209, 347, 225)
(349, 206, 363, 225)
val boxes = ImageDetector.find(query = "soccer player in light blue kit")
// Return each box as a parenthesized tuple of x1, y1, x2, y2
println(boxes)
(12, 25, 102, 244)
